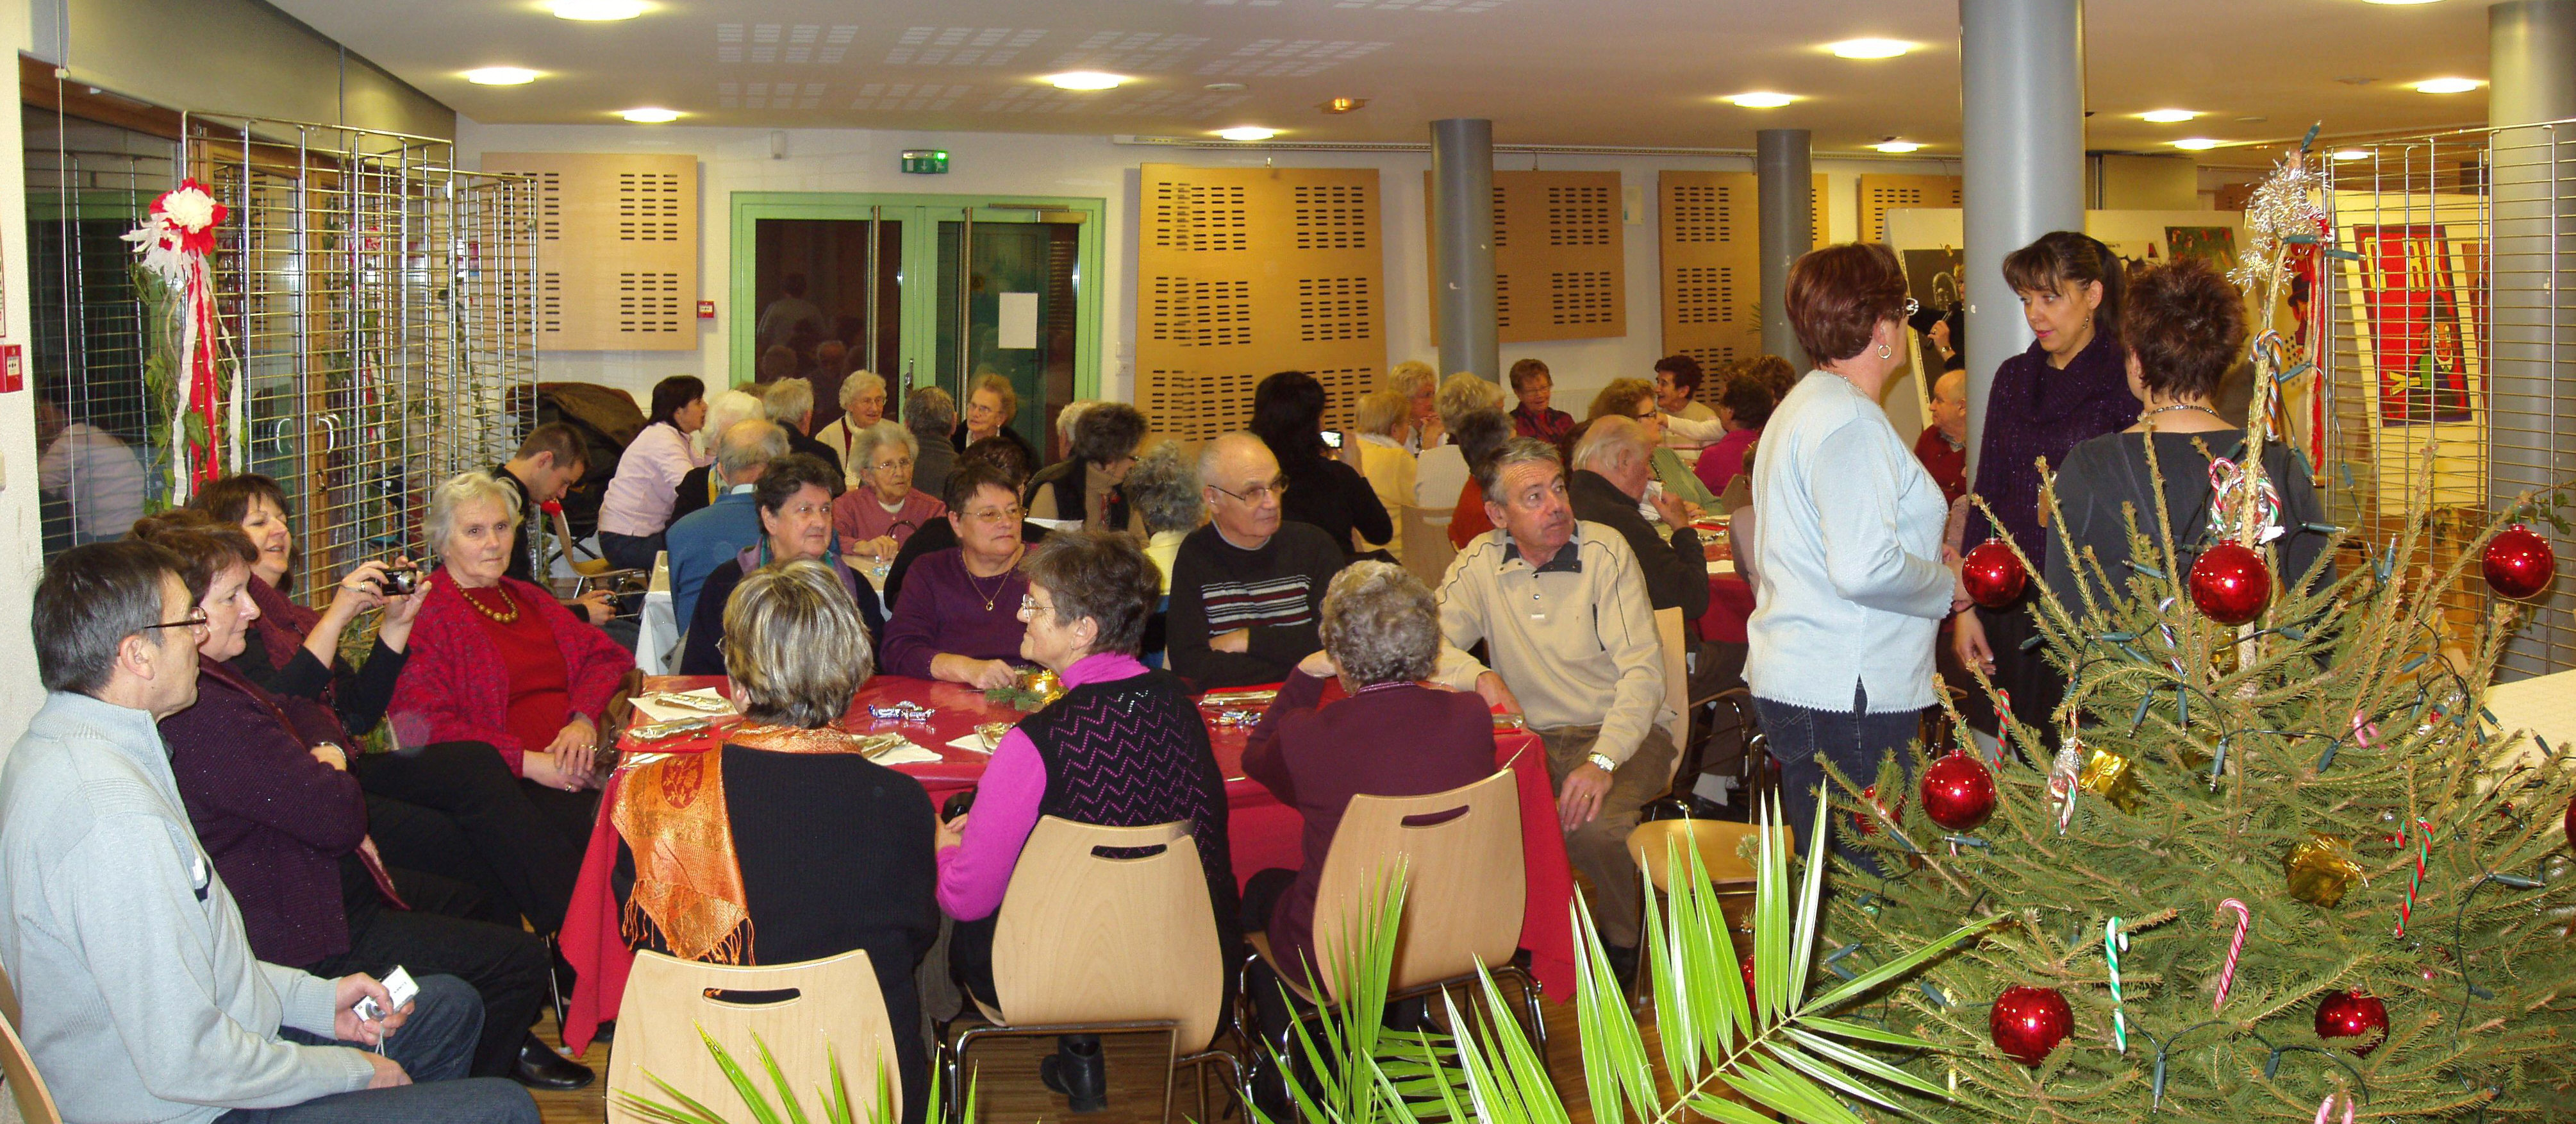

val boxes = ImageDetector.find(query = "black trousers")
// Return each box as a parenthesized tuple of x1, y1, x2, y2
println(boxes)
(1958, 599, 2065, 761)
(313, 865, 551, 1080)
(353, 742, 590, 935)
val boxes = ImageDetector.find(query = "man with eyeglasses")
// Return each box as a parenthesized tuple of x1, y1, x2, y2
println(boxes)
(1168, 433, 1352, 690)
(0, 541, 536, 1123)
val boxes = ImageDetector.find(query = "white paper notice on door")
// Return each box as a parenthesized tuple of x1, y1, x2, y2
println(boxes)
(997, 292, 1038, 349)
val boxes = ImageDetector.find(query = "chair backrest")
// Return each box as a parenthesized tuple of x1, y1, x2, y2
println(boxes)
(1625, 819, 1797, 895)
(0, 962, 59, 1124)
(607, 948, 901, 1123)
(992, 818, 1224, 1053)
(1310, 770, 1523, 1000)
(1398, 505, 1458, 590)
(1652, 606, 1689, 766)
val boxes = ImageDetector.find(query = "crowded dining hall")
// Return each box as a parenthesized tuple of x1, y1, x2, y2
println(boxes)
(6, 1, 2576, 1121)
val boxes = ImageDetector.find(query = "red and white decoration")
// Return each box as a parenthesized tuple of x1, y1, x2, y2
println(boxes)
(120, 178, 232, 505)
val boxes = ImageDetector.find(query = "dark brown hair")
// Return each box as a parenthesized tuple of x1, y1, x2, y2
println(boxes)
(1717, 372, 1776, 429)
(755, 453, 842, 511)
(1785, 243, 1910, 364)
(943, 458, 1024, 515)
(1741, 355, 1798, 399)
(513, 422, 590, 471)
(1069, 402, 1149, 467)
(1506, 358, 1550, 396)
(1651, 354, 1704, 394)
(1021, 529, 1161, 656)
(2120, 258, 2246, 401)
(1584, 378, 1657, 423)
(128, 509, 259, 601)
(2001, 231, 2124, 346)
(193, 473, 288, 525)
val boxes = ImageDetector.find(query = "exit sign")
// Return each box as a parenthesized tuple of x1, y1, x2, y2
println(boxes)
(901, 149, 949, 174)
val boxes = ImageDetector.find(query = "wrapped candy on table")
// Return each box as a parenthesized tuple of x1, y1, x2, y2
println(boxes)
(1208, 709, 1262, 728)
(866, 701, 938, 724)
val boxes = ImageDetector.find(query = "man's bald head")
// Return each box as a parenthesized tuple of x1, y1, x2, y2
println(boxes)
(1930, 370, 1970, 444)
(1199, 432, 1284, 549)
(1571, 415, 1656, 500)
(718, 419, 789, 483)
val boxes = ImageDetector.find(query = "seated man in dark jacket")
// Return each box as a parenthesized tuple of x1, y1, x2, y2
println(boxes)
(1568, 417, 1729, 699)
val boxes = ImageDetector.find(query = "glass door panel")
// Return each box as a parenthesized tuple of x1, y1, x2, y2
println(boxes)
(748, 216, 901, 433)
(935, 213, 1083, 462)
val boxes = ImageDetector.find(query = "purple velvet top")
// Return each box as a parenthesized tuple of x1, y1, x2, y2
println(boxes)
(877, 547, 1033, 680)
(1963, 331, 2140, 554)
(935, 651, 1147, 919)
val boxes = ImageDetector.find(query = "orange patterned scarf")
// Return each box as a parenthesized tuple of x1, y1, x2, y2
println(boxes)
(611, 722, 881, 964)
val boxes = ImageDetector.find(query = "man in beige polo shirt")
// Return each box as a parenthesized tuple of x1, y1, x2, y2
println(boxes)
(1436, 437, 1674, 975)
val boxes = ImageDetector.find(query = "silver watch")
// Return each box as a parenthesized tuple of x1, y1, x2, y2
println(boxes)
(1586, 751, 1619, 774)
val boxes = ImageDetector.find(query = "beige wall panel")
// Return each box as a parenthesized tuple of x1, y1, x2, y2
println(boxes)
(1859, 174, 1963, 245)
(1422, 169, 1626, 345)
(481, 152, 698, 352)
(1137, 164, 1386, 442)
(1658, 170, 1761, 401)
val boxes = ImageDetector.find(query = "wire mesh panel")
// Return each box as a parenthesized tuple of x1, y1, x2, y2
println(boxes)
(184, 115, 535, 605)
(2320, 121, 2576, 678)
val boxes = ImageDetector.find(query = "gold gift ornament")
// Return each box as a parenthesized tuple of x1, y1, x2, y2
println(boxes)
(1022, 667, 1066, 704)
(2284, 834, 2366, 909)
(2079, 748, 2144, 814)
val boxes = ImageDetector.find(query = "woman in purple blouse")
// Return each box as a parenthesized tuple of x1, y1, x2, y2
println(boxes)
(877, 460, 1034, 687)
(1952, 232, 2141, 747)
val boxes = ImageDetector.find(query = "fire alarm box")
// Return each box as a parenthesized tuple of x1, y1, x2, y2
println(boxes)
(697, 301, 717, 320)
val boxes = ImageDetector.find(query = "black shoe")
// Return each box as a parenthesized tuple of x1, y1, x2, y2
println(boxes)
(514, 1033, 596, 1091)
(1039, 1034, 1108, 1114)
(1602, 943, 1640, 989)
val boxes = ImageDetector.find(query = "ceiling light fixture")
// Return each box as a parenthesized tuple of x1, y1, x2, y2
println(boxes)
(2172, 137, 2221, 151)
(465, 67, 538, 85)
(2334, 148, 2372, 160)
(1727, 92, 1797, 108)
(549, 0, 646, 19)
(1046, 71, 1125, 91)
(2139, 108, 2197, 123)
(1828, 38, 1912, 60)
(2413, 77, 2482, 93)
(1872, 139, 1924, 153)
(1204, 82, 1247, 92)
(1318, 97, 1368, 113)
(620, 107, 681, 123)
(2363, 0, 2443, 5)
(1217, 126, 1278, 141)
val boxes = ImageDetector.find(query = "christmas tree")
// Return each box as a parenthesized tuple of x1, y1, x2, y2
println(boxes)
(1822, 147, 2576, 1121)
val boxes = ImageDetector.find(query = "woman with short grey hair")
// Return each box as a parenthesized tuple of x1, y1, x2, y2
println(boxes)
(904, 386, 960, 502)
(817, 370, 891, 485)
(1416, 373, 1507, 511)
(1317, 560, 1439, 686)
(1122, 440, 1201, 592)
(423, 470, 522, 560)
(832, 421, 944, 561)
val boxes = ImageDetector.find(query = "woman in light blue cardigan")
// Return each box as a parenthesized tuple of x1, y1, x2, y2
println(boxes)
(1745, 243, 1963, 873)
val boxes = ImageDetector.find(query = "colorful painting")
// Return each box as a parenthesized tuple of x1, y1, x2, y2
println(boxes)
(2352, 224, 2473, 426)
(2165, 226, 2240, 275)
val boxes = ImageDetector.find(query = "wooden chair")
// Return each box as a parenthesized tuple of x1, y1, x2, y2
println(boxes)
(943, 818, 1239, 1123)
(1623, 819, 1798, 1009)
(1397, 505, 1458, 591)
(607, 948, 902, 1123)
(1244, 769, 1544, 1102)
(0, 962, 58, 1124)
(1646, 686, 1765, 821)
(1652, 607, 1691, 768)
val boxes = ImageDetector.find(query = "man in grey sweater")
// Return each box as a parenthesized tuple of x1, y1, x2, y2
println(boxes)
(0, 540, 535, 1124)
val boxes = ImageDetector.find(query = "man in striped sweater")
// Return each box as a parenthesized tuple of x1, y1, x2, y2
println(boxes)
(1167, 433, 1349, 690)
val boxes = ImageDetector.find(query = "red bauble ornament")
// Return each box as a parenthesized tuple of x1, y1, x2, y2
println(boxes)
(2189, 542, 2272, 625)
(1740, 953, 1759, 1008)
(1961, 539, 2027, 610)
(1852, 784, 1902, 836)
(2483, 524, 2556, 601)
(1990, 985, 2074, 1067)
(2314, 989, 2389, 1056)
(2564, 792, 2575, 859)
(1920, 750, 1998, 832)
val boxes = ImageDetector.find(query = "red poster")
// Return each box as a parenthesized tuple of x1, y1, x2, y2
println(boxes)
(2353, 224, 2472, 426)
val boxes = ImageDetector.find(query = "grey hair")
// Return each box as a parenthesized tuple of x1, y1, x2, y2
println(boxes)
(1473, 435, 1562, 500)
(718, 419, 790, 478)
(1434, 371, 1505, 432)
(838, 369, 888, 410)
(1570, 414, 1649, 473)
(1320, 561, 1440, 685)
(1122, 440, 1202, 534)
(425, 471, 522, 559)
(1055, 399, 1100, 444)
(1354, 388, 1409, 437)
(763, 377, 814, 424)
(1386, 360, 1436, 398)
(724, 559, 874, 728)
(850, 420, 918, 473)
(904, 386, 957, 437)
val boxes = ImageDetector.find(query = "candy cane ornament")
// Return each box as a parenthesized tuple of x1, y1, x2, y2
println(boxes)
(2105, 917, 2131, 1053)
(2213, 899, 2251, 1012)
(2395, 818, 2431, 936)
(2314, 1092, 2354, 1124)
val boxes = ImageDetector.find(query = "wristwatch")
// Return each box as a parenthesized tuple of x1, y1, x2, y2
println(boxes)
(1586, 751, 1619, 774)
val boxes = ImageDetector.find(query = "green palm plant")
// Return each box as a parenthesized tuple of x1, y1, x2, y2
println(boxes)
(1258, 793, 1997, 1124)
(611, 1027, 963, 1124)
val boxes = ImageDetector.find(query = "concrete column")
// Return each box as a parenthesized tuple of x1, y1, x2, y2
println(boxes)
(1756, 129, 1815, 368)
(2487, 0, 2576, 676)
(1430, 117, 1499, 382)
(1959, 0, 2086, 484)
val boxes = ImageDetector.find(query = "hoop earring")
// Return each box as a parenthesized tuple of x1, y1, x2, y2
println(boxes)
(1875, 343, 1893, 360)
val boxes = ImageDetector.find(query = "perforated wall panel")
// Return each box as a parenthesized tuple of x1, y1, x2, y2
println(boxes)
(1658, 171, 1760, 387)
(1424, 169, 1627, 344)
(481, 152, 699, 351)
(1859, 173, 1963, 246)
(1136, 164, 1386, 442)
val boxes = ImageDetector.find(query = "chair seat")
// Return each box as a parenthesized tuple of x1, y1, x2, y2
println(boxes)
(1243, 930, 1320, 1006)
(1625, 819, 1790, 895)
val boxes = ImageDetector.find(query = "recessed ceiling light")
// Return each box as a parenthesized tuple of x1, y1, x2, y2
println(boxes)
(2140, 108, 2197, 123)
(1045, 71, 1125, 91)
(1318, 97, 1368, 113)
(1204, 82, 1247, 92)
(2414, 77, 2482, 94)
(1727, 92, 1797, 108)
(1828, 38, 1912, 60)
(1217, 126, 1278, 142)
(465, 67, 538, 85)
(2172, 138, 2221, 151)
(549, 0, 645, 19)
(2334, 149, 2372, 160)
(2363, 0, 2442, 5)
(1872, 139, 1924, 153)
(620, 107, 680, 123)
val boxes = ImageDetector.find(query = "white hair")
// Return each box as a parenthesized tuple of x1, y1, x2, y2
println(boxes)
(425, 471, 522, 558)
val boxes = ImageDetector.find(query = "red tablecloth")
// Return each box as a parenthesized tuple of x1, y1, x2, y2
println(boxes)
(561, 675, 1574, 1055)
(1699, 574, 1755, 644)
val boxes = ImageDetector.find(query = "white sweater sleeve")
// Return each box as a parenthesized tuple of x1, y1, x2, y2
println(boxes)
(1806, 420, 1954, 619)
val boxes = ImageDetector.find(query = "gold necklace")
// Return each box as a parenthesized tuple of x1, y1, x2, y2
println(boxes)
(963, 548, 1023, 612)
(459, 584, 520, 623)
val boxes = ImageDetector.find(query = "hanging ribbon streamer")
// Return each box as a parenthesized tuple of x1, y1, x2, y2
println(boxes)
(120, 179, 231, 505)
(2106, 917, 2131, 1053)
(2213, 899, 2252, 1012)
(2396, 818, 2432, 936)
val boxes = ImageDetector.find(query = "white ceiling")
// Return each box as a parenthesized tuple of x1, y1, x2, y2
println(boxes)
(271, 0, 2501, 159)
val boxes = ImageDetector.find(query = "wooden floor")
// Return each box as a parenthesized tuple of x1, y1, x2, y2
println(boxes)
(531, 989, 1612, 1123)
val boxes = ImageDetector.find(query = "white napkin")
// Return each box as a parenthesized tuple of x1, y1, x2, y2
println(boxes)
(631, 688, 736, 724)
(867, 742, 945, 766)
(945, 733, 1000, 755)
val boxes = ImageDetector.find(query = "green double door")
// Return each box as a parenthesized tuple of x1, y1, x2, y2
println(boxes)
(732, 193, 1104, 458)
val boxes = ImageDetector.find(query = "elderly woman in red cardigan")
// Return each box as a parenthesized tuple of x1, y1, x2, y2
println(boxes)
(389, 471, 633, 844)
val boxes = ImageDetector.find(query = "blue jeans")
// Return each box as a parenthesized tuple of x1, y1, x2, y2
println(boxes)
(1756, 683, 1924, 877)
(215, 975, 536, 1124)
